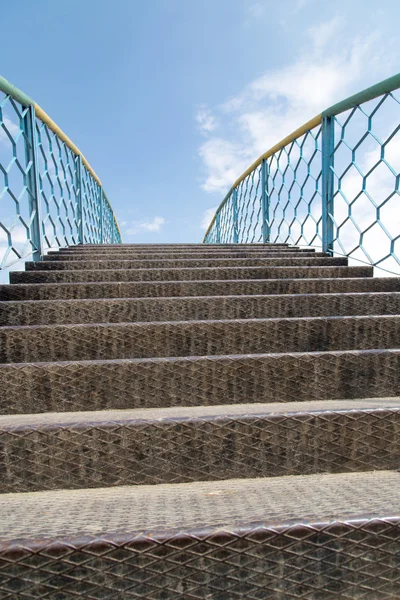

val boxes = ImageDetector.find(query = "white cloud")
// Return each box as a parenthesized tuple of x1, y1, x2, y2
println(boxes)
(195, 106, 217, 135)
(201, 207, 217, 230)
(0, 225, 29, 244)
(247, 2, 266, 19)
(294, 0, 313, 10)
(126, 216, 166, 235)
(0, 116, 20, 145)
(197, 18, 393, 194)
(199, 138, 250, 192)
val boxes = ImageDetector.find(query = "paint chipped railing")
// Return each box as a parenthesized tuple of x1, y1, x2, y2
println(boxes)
(0, 75, 121, 270)
(203, 74, 400, 275)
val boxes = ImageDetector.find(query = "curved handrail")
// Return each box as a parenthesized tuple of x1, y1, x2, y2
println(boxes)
(0, 75, 102, 186)
(0, 76, 121, 263)
(203, 72, 400, 246)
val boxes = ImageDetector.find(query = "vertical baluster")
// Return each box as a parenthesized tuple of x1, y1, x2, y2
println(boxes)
(23, 105, 43, 261)
(77, 155, 84, 244)
(216, 212, 221, 244)
(322, 116, 335, 254)
(261, 159, 270, 243)
(99, 186, 104, 244)
(232, 188, 239, 243)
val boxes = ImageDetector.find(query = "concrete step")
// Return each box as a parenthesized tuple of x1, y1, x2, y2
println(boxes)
(0, 398, 398, 493)
(50, 243, 294, 256)
(49, 244, 305, 253)
(45, 249, 320, 261)
(10, 265, 373, 284)
(0, 349, 399, 414)
(0, 471, 397, 598)
(2, 276, 398, 301)
(64, 243, 291, 248)
(28, 256, 348, 271)
(2, 292, 400, 326)
(1, 315, 399, 363)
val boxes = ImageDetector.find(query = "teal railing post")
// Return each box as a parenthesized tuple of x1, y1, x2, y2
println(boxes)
(99, 186, 104, 244)
(261, 158, 270, 242)
(77, 155, 84, 244)
(216, 212, 221, 244)
(232, 188, 239, 243)
(23, 104, 43, 262)
(322, 116, 335, 254)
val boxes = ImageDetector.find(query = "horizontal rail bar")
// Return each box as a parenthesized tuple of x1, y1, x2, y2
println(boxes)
(232, 115, 322, 189)
(323, 72, 400, 118)
(34, 104, 101, 186)
(0, 75, 34, 107)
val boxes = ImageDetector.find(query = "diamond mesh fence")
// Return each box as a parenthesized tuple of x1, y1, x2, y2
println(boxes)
(0, 83, 120, 271)
(204, 83, 400, 275)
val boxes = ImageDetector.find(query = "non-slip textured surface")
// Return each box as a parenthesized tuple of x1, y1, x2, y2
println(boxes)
(0, 473, 399, 599)
(10, 264, 373, 284)
(1, 314, 400, 363)
(1, 243, 399, 599)
(2, 291, 400, 326)
(2, 276, 399, 301)
(1, 349, 400, 414)
(0, 471, 398, 543)
(26, 256, 349, 270)
(0, 399, 399, 492)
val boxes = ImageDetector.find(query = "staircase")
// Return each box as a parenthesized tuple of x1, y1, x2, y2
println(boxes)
(0, 243, 399, 599)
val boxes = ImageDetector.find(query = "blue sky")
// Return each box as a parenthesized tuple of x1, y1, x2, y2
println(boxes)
(2, 0, 400, 245)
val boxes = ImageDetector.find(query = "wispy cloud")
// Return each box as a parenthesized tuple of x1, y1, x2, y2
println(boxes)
(201, 207, 217, 230)
(125, 216, 166, 235)
(195, 105, 218, 135)
(0, 225, 29, 244)
(0, 116, 20, 145)
(247, 2, 266, 19)
(197, 17, 395, 194)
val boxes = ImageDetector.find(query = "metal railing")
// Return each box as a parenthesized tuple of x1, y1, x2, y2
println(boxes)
(0, 76, 121, 270)
(203, 74, 400, 275)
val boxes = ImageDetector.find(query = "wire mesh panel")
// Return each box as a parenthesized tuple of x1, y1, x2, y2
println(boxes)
(267, 127, 322, 246)
(0, 80, 121, 271)
(35, 119, 81, 250)
(330, 91, 400, 274)
(237, 165, 263, 243)
(204, 76, 400, 275)
(0, 94, 38, 269)
(81, 166, 102, 244)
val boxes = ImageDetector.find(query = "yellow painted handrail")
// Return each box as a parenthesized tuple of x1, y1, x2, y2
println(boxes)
(34, 104, 102, 186)
(203, 72, 400, 243)
(203, 114, 322, 241)
(0, 75, 102, 187)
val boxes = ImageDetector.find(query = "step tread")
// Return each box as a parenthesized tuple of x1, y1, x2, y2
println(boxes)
(10, 265, 373, 284)
(29, 256, 346, 270)
(0, 471, 397, 547)
(2, 277, 397, 301)
(4, 290, 400, 304)
(14, 265, 366, 275)
(1, 349, 399, 415)
(2, 291, 400, 326)
(1, 346, 399, 368)
(45, 250, 320, 259)
(4, 312, 397, 330)
(2, 397, 399, 428)
(2, 314, 398, 363)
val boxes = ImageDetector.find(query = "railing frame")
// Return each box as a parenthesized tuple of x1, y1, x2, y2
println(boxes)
(261, 158, 269, 243)
(23, 104, 43, 261)
(321, 116, 335, 254)
(203, 73, 400, 274)
(76, 155, 84, 245)
(0, 75, 121, 269)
